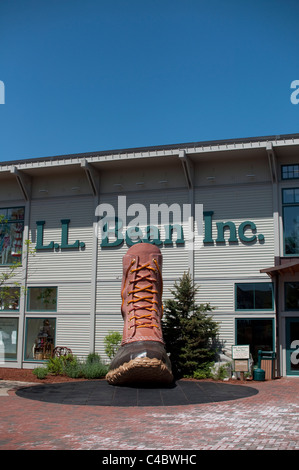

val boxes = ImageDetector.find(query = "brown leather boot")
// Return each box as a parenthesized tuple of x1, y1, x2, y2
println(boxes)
(106, 242, 173, 385)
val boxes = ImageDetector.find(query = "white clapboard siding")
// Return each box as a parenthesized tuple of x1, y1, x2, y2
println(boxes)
(95, 314, 124, 362)
(214, 315, 236, 355)
(96, 281, 122, 314)
(194, 183, 274, 279)
(194, 280, 235, 313)
(55, 315, 91, 359)
(55, 283, 91, 313)
(28, 196, 94, 282)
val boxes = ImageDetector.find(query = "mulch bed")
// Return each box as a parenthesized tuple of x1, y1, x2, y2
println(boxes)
(0, 367, 251, 385)
(0, 367, 93, 384)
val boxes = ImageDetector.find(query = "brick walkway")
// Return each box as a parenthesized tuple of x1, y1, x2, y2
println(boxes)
(0, 377, 298, 450)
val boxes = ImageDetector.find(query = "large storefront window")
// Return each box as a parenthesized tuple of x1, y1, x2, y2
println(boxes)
(24, 318, 56, 360)
(0, 287, 20, 311)
(0, 317, 18, 362)
(282, 188, 299, 255)
(236, 283, 273, 310)
(27, 287, 57, 312)
(285, 282, 299, 310)
(0, 207, 24, 265)
(236, 319, 274, 363)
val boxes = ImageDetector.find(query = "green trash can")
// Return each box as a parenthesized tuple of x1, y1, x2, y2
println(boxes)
(257, 350, 276, 380)
(253, 368, 265, 381)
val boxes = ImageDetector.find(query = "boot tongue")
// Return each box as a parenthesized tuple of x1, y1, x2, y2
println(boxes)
(134, 265, 155, 310)
(127, 242, 161, 261)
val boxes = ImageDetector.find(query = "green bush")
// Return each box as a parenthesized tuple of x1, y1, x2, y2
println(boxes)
(212, 362, 232, 380)
(86, 352, 101, 364)
(45, 352, 108, 379)
(64, 361, 82, 378)
(47, 356, 64, 375)
(33, 367, 48, 379)
(46, 354, 77, 376)
(104, 331, 122, 360)
(80, 361, 109, 379)
(192, 362, 214, 380)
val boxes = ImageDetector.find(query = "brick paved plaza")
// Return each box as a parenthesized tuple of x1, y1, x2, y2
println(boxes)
(0, 377, 298, 451)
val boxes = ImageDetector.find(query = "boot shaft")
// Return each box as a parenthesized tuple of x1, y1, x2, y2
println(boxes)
(121, 243, 163, 345)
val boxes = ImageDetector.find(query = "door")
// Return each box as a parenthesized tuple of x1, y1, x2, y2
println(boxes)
(286, 318, 299, 376)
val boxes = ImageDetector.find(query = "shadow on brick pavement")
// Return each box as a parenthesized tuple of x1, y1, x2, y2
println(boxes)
(15, 379, 258, 406)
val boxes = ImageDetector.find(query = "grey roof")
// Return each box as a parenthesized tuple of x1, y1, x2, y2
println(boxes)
(1, 132, 299, 167)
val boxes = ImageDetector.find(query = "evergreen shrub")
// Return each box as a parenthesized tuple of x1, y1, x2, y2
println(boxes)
(162, 271, 219, 379)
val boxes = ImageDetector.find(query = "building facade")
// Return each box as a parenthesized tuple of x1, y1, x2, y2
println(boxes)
(0, 133, 299, 377)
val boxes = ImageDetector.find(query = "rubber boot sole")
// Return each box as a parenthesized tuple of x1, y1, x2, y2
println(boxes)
(106, 356, 173, 385)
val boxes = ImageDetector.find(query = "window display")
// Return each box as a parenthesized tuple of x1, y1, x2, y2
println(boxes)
(0, 287, 20, 311)
(0, 318, 18, 361)
(0, 207, 24, 265)
(27, 287, 57, 311)
(25, 318, 56, 360)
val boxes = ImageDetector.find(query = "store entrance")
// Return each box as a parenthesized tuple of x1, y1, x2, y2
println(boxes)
(286, 318, 299, 376)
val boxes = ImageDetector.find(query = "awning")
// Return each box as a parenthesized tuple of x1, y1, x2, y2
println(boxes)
(260, 260, 299, 277)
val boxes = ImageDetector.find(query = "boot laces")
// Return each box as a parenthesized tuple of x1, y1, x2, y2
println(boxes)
(124, 258, 162, 330)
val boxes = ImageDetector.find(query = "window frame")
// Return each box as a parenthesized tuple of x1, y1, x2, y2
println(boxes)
(284, 281, 299, 311)
(0, 316, 19, 361)
(0, 206, 25, 266)
(24, 317, 56, 362)
(282, 187, 299, 256)
(26, 287, 58, 312)
(235, 282, 274, 311)
(281, 164, 299, 180)
(0, 286, 21, 312)
(235, 317, 275, 363)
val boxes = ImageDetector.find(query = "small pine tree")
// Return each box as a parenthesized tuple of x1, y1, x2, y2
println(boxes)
(162, 271, 219, 378)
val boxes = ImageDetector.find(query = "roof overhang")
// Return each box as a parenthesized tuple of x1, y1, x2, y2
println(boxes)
(261, 260, 299, 277)
(1, 132, 299, 174)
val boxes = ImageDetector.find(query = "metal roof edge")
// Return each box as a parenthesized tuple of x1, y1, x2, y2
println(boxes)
(1, 132, 299, 170)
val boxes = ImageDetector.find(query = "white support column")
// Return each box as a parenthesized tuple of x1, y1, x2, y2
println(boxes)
(266, 142, 280, 258)
(179, 151, 195, 279)
(89, 195, 99, 354)
(10, 167, 32, 201)
(17, 200, 31, 367)
(10, 167, 32, 368)
(81, 160, 100, 354)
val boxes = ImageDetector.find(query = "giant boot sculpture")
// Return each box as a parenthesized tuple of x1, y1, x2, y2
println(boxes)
(106, 243, 173, 385)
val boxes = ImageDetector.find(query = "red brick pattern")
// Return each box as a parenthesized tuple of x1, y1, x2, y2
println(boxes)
(0, 378, 298, 450)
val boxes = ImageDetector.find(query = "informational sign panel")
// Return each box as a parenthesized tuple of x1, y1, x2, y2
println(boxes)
(234, 359, 249, 372)
(232, 345, 250, 360)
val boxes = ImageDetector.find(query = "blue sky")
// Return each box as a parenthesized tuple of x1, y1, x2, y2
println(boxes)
(0, 0, 299, 162)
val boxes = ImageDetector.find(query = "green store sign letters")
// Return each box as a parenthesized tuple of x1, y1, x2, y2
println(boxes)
(35, 212, 264, 251)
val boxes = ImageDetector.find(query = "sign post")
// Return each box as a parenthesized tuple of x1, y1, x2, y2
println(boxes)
(232, 345, 250, 380)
